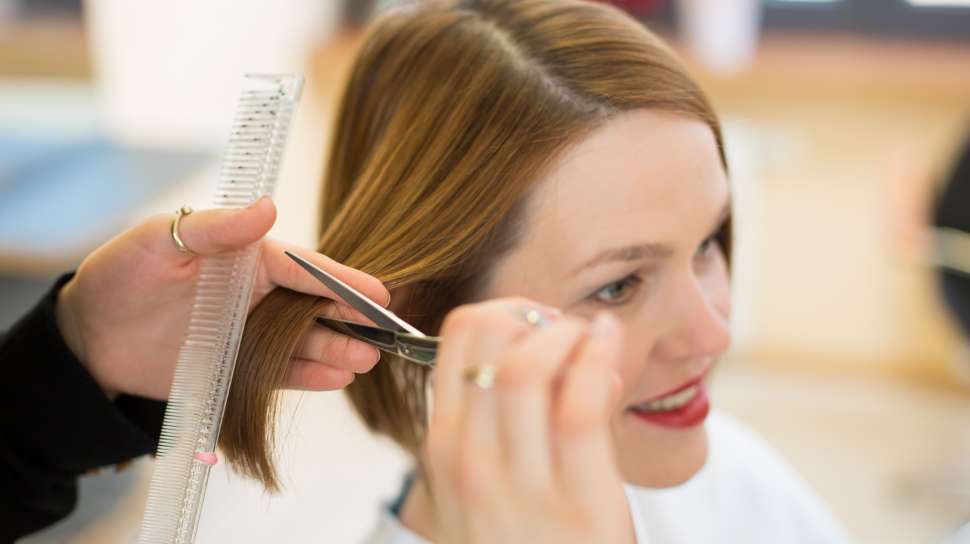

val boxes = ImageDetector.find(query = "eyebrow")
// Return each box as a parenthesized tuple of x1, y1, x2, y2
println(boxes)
(568, 199, 732, 278)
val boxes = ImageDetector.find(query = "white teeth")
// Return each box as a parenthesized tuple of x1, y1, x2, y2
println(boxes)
(631, 385, 698, 413)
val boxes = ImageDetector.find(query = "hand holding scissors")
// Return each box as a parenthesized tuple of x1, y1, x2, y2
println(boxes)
(287, 251, 635, 543)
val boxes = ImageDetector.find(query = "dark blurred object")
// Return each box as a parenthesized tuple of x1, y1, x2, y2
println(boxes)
(936, 131, 970, 236)
(934, 129, 970, 337)
(616, 0, 970, 40)
(761, 0, 970, 40)
(597, 0, 668, 18)
(4, 0, 80, 18)
(342, 0, 377, 30)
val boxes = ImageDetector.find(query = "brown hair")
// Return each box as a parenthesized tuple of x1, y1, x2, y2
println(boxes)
(219, 0, 726, 491)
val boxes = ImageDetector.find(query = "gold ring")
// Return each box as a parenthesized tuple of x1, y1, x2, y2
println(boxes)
(463, 363, 498, 390)
(171, 205, 197, 256)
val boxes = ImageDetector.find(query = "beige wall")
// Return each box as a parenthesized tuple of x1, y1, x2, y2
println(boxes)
(689, 34, 970, 385)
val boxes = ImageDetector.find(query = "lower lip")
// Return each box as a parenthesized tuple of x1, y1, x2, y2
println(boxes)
(627, 382, 710, 429)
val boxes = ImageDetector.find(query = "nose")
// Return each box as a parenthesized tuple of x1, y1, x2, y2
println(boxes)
(652, 272, 731, 362)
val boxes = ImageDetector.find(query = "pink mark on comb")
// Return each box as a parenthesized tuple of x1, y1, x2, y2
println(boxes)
(194, 452, 218, 466)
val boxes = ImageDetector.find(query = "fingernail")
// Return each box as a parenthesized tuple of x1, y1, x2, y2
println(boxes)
(590, 311, 618, 336)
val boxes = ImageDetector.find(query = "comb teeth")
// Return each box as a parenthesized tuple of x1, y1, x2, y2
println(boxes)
(137, 75, 302, 544)
(212, 87, 297, 209)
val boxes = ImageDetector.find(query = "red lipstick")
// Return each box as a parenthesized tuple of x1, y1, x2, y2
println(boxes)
(626, 372, 710, 429)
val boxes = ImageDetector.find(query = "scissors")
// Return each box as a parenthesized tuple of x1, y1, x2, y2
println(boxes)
(284, 251, 439, 367)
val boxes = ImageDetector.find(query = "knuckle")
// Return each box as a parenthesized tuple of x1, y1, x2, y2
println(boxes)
(440, 304, 477, 335)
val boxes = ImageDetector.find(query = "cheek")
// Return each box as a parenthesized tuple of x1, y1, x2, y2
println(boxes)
(614, 312, 660, 393)
(700, 254, 732, 320)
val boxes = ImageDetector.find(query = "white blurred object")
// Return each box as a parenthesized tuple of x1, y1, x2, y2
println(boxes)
(84, 0, 338, 149)
(678, 0, 762, 74)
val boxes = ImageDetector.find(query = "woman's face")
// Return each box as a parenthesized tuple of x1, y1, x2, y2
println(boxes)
(481, 109, 731, 487)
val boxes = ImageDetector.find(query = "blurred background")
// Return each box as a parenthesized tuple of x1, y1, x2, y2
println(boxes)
(2, 0, 969, 542)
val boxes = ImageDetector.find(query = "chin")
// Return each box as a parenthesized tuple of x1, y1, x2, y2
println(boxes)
(612, 416, 710, 488)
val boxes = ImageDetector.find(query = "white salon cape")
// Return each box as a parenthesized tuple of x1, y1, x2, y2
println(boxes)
(364, 412, 851, 543)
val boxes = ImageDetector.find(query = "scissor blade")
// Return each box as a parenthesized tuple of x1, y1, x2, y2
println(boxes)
(285, 250, 425, 337)
(315, 317, 399, 348)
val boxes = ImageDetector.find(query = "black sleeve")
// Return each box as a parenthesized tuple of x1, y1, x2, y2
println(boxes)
(0, 273, 167, 541)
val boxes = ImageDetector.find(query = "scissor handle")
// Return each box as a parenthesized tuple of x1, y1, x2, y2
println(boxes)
(395, 333, 438, 367)
(315, 317, 438, 367)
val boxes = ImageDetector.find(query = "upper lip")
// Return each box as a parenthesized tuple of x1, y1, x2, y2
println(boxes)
(630, 364, 712, 405)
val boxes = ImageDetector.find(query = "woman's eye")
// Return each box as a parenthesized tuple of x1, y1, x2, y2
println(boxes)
(696, 236, 716, 258)
(593, 274, 641, 305)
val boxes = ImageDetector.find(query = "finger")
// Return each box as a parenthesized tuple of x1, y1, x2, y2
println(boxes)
(317, 296, 381, 325)
(293, 327, 381, 373)
(492, 315, 587, 494)
(431, 298, 541, 439)
(554, 311, 625, 504)
(284, 358, 355, 390)
(293, 300, 383, 371)
(427, 299, 534, 512)
(162, 196, 277, 260)
(424, 304, 479, 524)
(260, 239, 391, 310)
(432, 299, 558, 433)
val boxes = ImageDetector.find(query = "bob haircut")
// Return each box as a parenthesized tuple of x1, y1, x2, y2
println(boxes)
(219, 0, 728, 491)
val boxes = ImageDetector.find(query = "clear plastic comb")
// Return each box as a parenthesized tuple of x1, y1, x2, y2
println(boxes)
(137, 74, 303, 544)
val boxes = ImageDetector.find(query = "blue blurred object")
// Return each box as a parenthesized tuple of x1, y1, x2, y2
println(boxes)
(0, 132, 209, 262)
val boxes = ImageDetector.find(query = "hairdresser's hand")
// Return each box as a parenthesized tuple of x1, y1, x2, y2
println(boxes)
(55, 197, 389, 400)
(425, 299, 635, 544)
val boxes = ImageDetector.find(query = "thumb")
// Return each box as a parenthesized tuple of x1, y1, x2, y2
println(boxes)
(169, 196, 277, 258)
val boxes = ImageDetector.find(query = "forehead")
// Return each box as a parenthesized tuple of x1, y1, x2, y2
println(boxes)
(487, 109, 727, 294)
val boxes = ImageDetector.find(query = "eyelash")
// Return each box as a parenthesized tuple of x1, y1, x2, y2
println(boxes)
(696, 236, 716, 258)
(590, 235, 720, 306)
(592, 274, 643, 306)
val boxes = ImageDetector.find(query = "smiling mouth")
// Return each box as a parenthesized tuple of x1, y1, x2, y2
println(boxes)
(628, 384, 699, 413)
(624, 371, 712, 428)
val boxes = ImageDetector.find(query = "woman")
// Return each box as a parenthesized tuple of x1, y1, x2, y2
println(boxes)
(220, 0, 851, 541)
